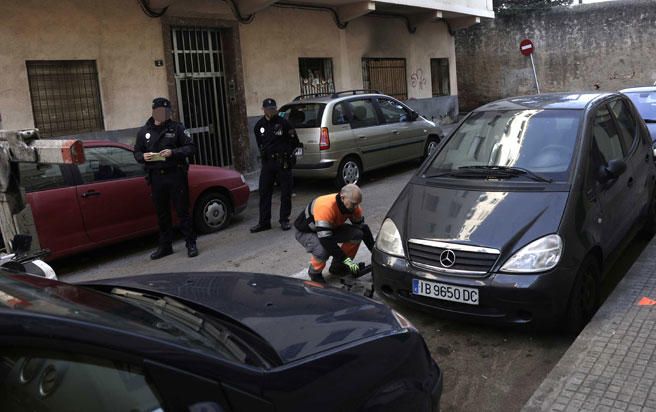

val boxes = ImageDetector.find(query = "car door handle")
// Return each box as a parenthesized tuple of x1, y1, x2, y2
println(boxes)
(358, 135, 367, 139)
(627, 177, 634, 188)
(392, 130, 400, 135)
(82, 190, 101, 198)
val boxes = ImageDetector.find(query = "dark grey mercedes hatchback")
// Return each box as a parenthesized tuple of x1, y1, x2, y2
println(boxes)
(373, 93, 656, 333)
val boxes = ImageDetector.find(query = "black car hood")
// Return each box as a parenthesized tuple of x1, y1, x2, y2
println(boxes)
(400, 182, 569, 254)
(85, 272, 398, 364)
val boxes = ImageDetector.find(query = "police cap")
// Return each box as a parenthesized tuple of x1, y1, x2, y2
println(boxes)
(152, 97, 171, 109)
(262, 98, 277, 109)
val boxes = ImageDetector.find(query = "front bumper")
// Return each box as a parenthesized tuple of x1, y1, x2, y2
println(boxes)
(232, 183, 250, 214)
(372, 249, 577, 326)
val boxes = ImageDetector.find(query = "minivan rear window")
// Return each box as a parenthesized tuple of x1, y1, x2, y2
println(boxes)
(426, 109, 583, 182)
(279, 104, 326, 128)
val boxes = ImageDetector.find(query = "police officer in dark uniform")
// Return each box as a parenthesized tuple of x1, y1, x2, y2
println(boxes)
(250, 98, 301, 233)
(134, 97, 198, 259)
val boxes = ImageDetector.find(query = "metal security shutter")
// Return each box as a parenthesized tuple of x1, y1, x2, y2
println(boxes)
(172, 27, 232, 167)
(26, 60, 104, 137)
(362, 58, 407, 101)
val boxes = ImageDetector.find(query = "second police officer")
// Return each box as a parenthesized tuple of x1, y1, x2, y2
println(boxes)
(250, 98, 302, 233)
(134, 97, 199, 259)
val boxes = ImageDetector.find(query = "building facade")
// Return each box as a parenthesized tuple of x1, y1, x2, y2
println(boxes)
(0, 0, 493, 172)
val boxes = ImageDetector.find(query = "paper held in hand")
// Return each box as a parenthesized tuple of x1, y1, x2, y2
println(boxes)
(146, 152, 166, 162)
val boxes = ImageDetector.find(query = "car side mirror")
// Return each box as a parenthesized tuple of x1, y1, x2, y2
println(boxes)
(409, 111, 419, 121)
(599, 159, 626, 183)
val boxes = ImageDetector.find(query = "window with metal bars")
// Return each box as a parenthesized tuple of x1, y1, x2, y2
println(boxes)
(26, 60, 104, 137)
(361, 58, 407, 101)
(299, 58, 335, 96)
(430, 58, 450, 97)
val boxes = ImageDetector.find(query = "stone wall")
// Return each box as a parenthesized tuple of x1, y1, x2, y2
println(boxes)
(455, 0, 656, 111)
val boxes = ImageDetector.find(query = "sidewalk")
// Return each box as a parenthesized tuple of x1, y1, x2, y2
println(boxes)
(524, 237, 656, 412)
(243, 122, 459, 194)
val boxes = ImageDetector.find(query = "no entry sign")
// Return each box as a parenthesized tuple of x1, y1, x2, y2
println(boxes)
(520, 39, 534, 56)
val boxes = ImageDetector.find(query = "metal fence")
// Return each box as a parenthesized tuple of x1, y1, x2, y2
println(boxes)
(26, 60, 104, 137)
(172, 27, 232, 167)
(362, 58, 408, 101)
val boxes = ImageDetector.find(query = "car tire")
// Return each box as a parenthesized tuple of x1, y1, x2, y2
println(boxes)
(564, 256, 601, 335)
(422, 136, 441, 161)
(194, 191, 232, 234)
(335, 156, 362, 188)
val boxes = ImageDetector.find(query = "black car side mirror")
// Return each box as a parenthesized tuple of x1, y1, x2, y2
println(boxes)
(408, 111, 419, 121)
(599, 159, 627, 183)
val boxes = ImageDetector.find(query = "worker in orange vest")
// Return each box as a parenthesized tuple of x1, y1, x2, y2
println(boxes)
(294, 184, 375, 283)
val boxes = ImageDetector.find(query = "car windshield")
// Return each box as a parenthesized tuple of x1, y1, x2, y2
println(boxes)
(625, 91, 656, 121)
(425, 109, 583, 182)
(0, 274, 265, 366)
(279, 103, 326, 128)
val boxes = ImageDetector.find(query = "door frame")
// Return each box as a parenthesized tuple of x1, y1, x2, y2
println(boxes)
(162, 17, 250, 172)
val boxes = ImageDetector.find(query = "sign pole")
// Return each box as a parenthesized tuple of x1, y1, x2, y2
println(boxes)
(520, 39, 540, 94)
(529, 53, 540, 94)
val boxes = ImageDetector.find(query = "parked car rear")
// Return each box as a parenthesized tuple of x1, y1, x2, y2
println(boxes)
(621, 86, 656, 141)
(279, 90, 444, 187)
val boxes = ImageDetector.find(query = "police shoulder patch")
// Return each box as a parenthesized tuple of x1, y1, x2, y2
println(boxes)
(184, 129, 191, 139)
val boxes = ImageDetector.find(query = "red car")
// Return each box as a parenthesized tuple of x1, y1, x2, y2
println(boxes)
(20, 141, 249, 260)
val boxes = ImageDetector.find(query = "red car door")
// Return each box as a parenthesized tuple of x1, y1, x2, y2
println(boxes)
(75, 146, 157, 243)
(20, 163, 89, 259)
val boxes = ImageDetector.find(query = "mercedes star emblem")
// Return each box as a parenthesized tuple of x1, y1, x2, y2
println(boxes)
(440, 249, 456, 268)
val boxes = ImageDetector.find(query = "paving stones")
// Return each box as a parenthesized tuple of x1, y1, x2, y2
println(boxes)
(524, 240, 656, 411)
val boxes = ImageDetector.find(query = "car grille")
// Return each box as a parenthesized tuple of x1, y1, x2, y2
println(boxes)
(407, 239, 499, 277)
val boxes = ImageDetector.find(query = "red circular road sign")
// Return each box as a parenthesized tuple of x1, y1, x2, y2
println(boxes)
(520, 39, 534, 56)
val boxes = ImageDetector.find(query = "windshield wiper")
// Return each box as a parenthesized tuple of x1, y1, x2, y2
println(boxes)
(423, 166, 552, 183)
(111, 288, 255, 364)
(458, 165, 553, 183)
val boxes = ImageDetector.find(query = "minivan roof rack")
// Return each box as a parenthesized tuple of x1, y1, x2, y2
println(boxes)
(331, 89, 380, 98)
(292, 92, 334, 101)
(292, 89, 381, 101)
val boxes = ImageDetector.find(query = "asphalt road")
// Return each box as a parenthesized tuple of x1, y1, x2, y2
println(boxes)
(55, 161, 648, 412)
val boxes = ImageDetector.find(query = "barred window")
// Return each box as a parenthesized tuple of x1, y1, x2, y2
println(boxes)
(362, 58, 407, 101)
(26, 60, 104, 137)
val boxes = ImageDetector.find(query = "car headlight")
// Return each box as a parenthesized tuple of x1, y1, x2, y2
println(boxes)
(500, 234, 563, 273)
(376, 218, 404, 257)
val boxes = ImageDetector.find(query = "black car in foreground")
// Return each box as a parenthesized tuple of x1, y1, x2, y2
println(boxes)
(373, 92, 656, 333)
(0, 270, 441, 411)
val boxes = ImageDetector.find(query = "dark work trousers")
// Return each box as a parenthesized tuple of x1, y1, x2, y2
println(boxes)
(150, 169, 196, 246)
(259, 159, 293, 225)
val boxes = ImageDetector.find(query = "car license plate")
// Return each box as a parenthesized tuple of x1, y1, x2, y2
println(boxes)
(412, 279, 479, 305)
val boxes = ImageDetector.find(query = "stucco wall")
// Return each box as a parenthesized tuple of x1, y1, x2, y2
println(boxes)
(0, 0, 168, 131)
(239, 7, 458, 116)
(455, 0, 656, 111)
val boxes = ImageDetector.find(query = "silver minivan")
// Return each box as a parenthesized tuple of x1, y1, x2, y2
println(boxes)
(279, 90, 444, 187)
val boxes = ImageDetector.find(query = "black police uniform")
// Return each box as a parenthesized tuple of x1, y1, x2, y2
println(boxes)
(253, 102, 300, 231)
(134, 99, 197, 258)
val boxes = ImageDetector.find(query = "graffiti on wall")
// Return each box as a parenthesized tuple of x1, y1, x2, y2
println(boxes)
(410, 69, 427, 90)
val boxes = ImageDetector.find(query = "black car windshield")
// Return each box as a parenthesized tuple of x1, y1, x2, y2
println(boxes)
(0, 274, 259, 365)
(279, 103, 326, 128)
(625, 91, 656, 121)
(425, 109, 583, 182)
